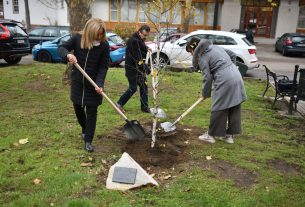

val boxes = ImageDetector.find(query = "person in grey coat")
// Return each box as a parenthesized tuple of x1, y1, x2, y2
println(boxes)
(186, 37, 247, 144)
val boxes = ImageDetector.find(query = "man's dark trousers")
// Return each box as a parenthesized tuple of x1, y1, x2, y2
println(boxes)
(117, 75, 148, 109)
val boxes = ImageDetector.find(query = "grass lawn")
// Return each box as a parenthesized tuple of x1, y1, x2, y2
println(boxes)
(0, 63, 304, 207)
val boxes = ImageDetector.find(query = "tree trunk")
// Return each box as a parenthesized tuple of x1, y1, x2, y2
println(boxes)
(65, 0, 93, 33)
(24, 0, 31, 30)
(213, 2, 219, 30)
(182, 0, 192, 33)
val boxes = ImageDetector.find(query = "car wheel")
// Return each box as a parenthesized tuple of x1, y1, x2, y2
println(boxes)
(152, 53, 169, 69)
(4, 57, 22, 65)
(37, 51, 52, 62)
(281, 47, 288, 56)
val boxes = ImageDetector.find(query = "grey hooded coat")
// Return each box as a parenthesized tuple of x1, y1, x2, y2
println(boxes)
(192, 39, 247, 112)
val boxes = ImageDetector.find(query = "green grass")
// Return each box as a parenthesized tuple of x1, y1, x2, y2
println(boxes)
(0, 63, 304, 207)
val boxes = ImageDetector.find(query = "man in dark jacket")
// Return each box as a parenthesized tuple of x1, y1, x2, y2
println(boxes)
(116, 25, 151, 113)
(246, 24, 255, 44)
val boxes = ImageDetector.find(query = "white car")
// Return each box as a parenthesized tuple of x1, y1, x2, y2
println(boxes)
(147, 30, 259, 70)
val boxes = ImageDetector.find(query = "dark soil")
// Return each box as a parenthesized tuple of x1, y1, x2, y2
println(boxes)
(202, 160, 258, 188)
(268, 159, 303, 176)
(95, 123, 262, 188)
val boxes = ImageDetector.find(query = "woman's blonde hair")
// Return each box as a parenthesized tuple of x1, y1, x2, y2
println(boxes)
(80, 18, 107, 50)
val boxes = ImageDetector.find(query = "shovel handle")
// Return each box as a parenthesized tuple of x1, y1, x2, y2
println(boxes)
(74, 63, 128, 121)
(172, 97, 204, 126)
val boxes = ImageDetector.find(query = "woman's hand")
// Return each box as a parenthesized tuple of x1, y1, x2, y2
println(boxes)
(95, 87, 104, 95)
(67, 54, 77, 64)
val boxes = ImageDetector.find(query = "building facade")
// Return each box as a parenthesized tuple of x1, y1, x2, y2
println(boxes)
(1, 0, 305, 38)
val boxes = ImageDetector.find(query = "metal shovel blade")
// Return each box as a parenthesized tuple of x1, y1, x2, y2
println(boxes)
(123, 120, 146, 140)
(150, 107, 167, 119)
(160, 122, 176, 133)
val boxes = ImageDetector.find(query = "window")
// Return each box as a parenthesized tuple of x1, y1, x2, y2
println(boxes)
(185, 34, 207, 42)
(206, 3, 215, 26)
(139, 0, 147, 23)
(13, 0, 19, 14)
(190, 2, 205, 25)
(6, 24, 27, 37)
(29, 28, 44, 36)
(206, 35, 237, 45)
(298, 6, 305, 28)
(108, 34, 125, 45)
(172, 2, 181, 24)
(120, 0, 136, 22)
(43, 28, 57, 37)
(59, 35, 71, 44)
(110, 0, 118, 21)
(59, 29, 69, 36)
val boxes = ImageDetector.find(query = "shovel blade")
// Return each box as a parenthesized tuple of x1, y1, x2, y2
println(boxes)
(160, 122, 176, 132)
(150, 108, 167, 119)
(124, 120, 146, 140)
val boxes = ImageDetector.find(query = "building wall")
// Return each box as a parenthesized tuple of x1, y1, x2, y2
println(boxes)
(275, 0, 300, 37)
(3, 0, 68, 27)
(220, 0, 241, 32)
(91, 0, 109, 22)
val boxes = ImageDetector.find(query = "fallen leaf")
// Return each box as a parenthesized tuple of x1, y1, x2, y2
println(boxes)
(19, 138, 29, 145)
(184, 140, 190, 144)
(13, 142, 19, 147)
(206, 156, 212, 160)
(33, 178, 41, 185)
(101, 159, 107, 164)
(163, 175, 172, 180)
(183, 128, 192, 131)
(150, 173, 155, 177)
(88, 156, 93, 161)
(265, 186, 270, 192)
(80, 162, 94, 167)
(50, 203, 54, 206)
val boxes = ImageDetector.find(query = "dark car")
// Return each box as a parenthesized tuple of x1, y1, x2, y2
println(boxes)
(28, 26, 70, 49)
(0, 19, 30, 64)
(275, 33, 305, 56)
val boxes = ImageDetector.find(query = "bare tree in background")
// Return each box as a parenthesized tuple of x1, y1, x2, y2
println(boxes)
(24, 0, 31, 30)
(182, 0, 192, 33)
(65, 0, 93, 33)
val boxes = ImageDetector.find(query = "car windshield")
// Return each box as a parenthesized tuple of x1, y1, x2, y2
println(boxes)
(4, 24, 27, 37)
(292, 36, 305, 42)
(108, 35, 124, 45)
(29, 28, 44, 36)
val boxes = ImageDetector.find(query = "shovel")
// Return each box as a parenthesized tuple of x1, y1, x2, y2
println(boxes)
(161, 97, 204, 132)
(74, 63, 145, 140)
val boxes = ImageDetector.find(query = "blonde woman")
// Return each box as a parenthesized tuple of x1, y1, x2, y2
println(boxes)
(58, 18, 110, 152)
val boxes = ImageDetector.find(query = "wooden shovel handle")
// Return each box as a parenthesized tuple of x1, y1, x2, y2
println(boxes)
(172, 97, 204, 126)
(74, 63, 128, 121)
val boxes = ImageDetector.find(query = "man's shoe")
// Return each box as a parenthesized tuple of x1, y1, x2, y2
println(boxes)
(115, 103, 126, 113)
(198, 132, 216, 143)
(141, 107, 150, 113)
(84, 142, 94, 152)
(218, 134, 234, 144)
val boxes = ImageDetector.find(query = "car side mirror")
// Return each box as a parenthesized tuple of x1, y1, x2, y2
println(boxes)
(178, 39, 187, 46)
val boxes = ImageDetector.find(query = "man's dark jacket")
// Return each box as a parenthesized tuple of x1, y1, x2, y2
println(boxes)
(125, 32, 149, 78)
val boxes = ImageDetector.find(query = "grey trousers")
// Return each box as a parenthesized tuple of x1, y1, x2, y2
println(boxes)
(209, 104, 241, 137)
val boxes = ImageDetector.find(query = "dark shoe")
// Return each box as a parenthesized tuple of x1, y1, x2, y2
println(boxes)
(115, 103, 126, 113)
(84, 142, 94, 152)
(141, 107, 150, 113)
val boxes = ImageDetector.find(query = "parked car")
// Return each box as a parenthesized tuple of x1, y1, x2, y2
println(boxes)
(28, 26, 70, 49)
(147, 30, 259, 70)
(230, 29, 247, 36)
(153, 27, 181, 42)
(32, 32, 126, 65)
(275, 33, 305, 56)
(0, 19, 31, 64)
